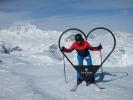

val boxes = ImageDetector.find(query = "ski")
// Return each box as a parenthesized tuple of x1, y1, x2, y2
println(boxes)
(92, 83, 105, 91)
(86, 82, 92, 86)
(70, 84, 79, 91)
(70, 83, 105, 92)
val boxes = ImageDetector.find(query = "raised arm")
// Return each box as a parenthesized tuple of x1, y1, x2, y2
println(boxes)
(87, 42, 102, 51)
(62, 42, 75, 53)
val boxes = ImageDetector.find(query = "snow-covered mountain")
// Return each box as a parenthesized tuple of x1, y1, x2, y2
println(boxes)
(0, 23, 133, 100)
(0, 23, 133, 66)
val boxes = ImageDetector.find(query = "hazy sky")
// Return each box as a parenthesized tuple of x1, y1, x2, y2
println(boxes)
(0, 0, 133, 33)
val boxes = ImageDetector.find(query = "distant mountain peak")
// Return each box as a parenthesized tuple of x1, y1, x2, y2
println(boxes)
(7, 23, 37, 34)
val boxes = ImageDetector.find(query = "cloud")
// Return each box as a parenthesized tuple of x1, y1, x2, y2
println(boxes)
(0, 0, 133, 14)
(0, 0, 133, 33)
(28, 13, 133, 33)
(0, 11, 30, 29)
(122, 10, 129, 15)
(77, 0, 133, 10)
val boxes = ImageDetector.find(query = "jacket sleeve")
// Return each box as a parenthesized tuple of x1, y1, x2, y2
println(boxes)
(87, 42, 100, 51)
(63, 43, 75, 53)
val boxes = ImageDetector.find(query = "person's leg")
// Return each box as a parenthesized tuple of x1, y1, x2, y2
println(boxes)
(85, 55, 95, 83)
(77, 55, 84, 65)
(85, 55, 92, 65)
(77, 55, 84, 84)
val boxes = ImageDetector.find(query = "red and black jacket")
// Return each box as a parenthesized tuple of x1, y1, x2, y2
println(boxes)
(63, 40, 100, 57)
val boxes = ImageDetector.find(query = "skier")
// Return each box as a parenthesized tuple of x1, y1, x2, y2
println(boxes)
(61, 34, 102, 90)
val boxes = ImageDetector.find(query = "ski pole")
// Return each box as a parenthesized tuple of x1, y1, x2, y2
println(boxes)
(63, 55, 67, 83)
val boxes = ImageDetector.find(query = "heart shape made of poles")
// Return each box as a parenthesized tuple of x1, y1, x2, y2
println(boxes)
(58, 27, 116, 68)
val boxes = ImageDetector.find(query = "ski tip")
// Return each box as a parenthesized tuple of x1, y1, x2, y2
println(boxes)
(96, 89, 101, 91)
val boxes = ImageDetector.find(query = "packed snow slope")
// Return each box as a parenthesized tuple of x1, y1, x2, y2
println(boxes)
(0, 23, 133, 100)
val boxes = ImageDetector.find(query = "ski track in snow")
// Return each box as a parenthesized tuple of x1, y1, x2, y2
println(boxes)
(0, 55, 61, 100)
(0, 54, 133, 100)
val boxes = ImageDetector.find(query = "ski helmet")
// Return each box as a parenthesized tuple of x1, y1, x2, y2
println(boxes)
(75, 34, 83, 41)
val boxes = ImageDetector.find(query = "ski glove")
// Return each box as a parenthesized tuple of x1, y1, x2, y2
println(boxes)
(61, 46, 65, 52)
(97, 44, 103, 50)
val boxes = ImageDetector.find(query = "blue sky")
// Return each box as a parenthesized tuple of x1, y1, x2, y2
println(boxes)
(0, 0, 133, 33)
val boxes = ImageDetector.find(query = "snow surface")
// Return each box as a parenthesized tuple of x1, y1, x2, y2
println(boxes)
(0, 23, 133, 100)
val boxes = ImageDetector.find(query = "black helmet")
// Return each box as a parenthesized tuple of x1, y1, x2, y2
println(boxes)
(75, 34, 83, 41)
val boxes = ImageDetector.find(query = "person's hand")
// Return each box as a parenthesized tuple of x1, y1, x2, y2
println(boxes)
(97, 44, 102, 50)
(61, 46, 65, 52)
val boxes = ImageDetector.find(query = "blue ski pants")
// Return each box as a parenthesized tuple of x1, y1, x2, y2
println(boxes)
(77, 55, 93, 78)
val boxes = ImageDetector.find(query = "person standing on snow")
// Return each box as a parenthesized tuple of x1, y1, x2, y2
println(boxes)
(61, 34, 102, 87)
